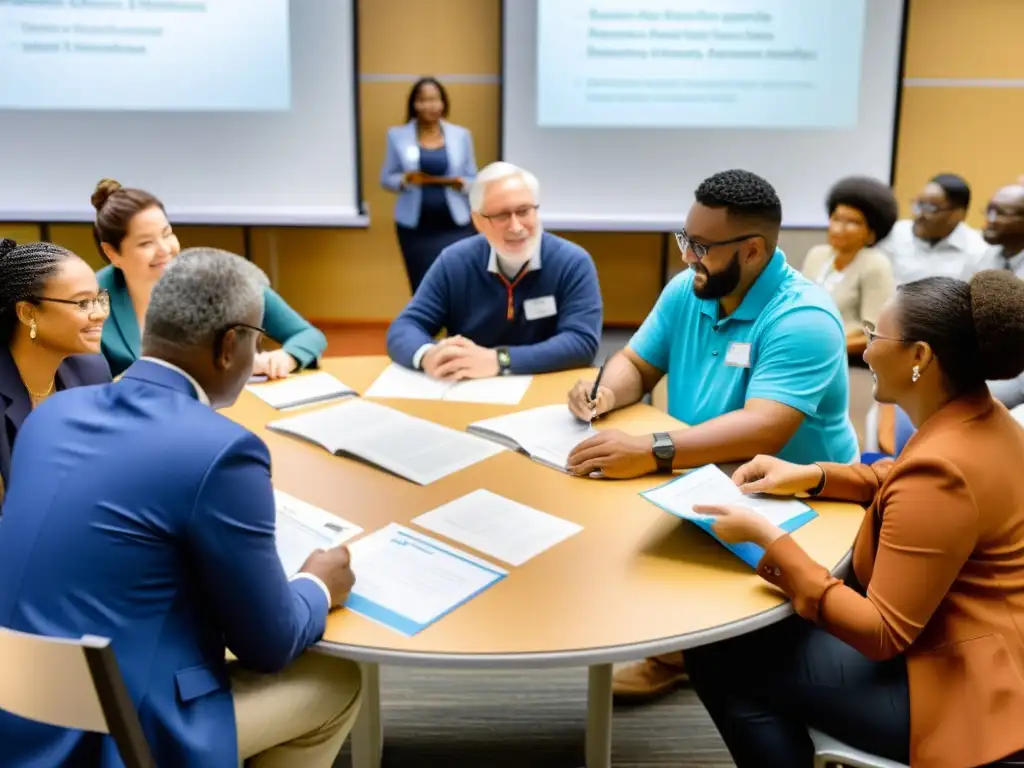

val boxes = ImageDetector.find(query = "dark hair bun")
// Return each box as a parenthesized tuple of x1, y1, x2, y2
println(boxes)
(969, 269, 1024, 381)
(0, 238, 16, 260)
(91, 178, 123, 211)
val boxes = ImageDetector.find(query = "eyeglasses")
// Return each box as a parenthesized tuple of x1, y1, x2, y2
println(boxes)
(985, 204, 1024, 220)
(912, 201, 953, 216)
(222, 323, 266, 344)
(863, 321, 907, 345)
(478, 205, 539, 226)
(674, 230, 764, 261)
(29, 289, 110, 315)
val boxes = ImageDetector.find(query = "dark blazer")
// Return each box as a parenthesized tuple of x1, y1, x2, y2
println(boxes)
(0, 360, 329, 766)
(760, 390, 1024, 768)
(0, 344, 111, 495)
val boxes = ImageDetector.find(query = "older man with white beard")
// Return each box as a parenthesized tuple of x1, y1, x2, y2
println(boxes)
(386, 161, 602, 378)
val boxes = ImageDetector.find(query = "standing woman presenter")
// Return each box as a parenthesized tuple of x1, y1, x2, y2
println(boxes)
(380, 77, 478, 293)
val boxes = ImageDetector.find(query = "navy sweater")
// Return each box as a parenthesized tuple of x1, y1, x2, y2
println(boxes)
(387, 233, 603, 374)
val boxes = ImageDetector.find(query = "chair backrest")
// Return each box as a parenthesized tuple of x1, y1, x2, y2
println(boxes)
(0, 627, 155, 768)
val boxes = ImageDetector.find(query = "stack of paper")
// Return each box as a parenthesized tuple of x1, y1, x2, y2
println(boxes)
(640, 464, 818, 567)
(274, 490, 363, 575)
(365, 363, 533, 405)
(412, 489, 582, 566)
(267, 399, 505, 485)
(467, 404, 598, 472)
(247, 372, 358, 410)
(345, 523, 507, 636)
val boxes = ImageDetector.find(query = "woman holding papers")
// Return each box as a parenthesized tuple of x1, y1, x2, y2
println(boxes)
(0, 239, 112, 505)
(380, 77, 478, 293)
(686, 270, 1024, 768)
(90, 179, 327, 378)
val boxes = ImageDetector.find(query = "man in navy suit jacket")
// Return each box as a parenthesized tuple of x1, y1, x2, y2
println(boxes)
(0, 248, 361, 767)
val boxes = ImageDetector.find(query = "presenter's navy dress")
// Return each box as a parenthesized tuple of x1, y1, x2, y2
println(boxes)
(395, 145, 476, 293)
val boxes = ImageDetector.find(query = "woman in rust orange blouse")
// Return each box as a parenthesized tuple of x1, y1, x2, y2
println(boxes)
(687, 270, 1024, 767)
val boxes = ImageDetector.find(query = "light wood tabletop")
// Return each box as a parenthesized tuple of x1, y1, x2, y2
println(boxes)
(222, 355, 865, 666)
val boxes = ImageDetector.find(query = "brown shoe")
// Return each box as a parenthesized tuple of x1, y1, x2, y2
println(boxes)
(612, 652, 689, 703)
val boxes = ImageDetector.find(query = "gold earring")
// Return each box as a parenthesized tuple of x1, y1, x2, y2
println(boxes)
(912, 365, 920, 383)
(29, 319, 37, 340)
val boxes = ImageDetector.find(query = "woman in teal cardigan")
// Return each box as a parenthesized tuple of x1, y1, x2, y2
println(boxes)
(91, 179, 327, 378)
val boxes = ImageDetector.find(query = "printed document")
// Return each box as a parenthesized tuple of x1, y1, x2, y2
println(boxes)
(345, 523, 507, 635)
(274, 489, 363, 576)
(267, 399, 505, 485)
(247, 372, 357, 410)
(640, 464, 818, 568)
(412, 489, 582, 566)
(365, 363, 533, 405)
(468, 404, 598, 471)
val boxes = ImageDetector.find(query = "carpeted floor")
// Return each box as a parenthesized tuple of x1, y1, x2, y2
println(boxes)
(334, 667, 734, 767)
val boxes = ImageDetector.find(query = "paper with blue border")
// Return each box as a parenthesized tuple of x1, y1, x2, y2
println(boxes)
(640, 464, 818, 568)
(345, 523, 507, 636)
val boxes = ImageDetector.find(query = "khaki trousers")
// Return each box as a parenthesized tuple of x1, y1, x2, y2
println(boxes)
(231, 652, 362, 768)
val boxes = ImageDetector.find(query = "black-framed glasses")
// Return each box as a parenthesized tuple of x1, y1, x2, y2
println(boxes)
(478, 205, 539, 226)
(985, 204, 1024, 220)
(863, 321, 907, 345)
(29, 289, 110, 314)
(674, 229, 764, 261)
(219, 323, 266, 346)
(912, 201, 953, 216)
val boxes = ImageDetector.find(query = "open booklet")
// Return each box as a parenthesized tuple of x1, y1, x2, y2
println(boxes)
(247, 372, 358, 410)
(467, 404, 598, 473)
(640, 464, 818, 568)
(365, 362, 533, 405)
(275, 489, 363, 576)
(266, 399, 506, 485)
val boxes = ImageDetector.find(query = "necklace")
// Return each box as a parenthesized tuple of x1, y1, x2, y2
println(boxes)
(26, 379, 55, 402)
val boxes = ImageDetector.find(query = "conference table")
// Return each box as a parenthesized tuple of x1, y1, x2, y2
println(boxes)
(223, 356, 865, 768)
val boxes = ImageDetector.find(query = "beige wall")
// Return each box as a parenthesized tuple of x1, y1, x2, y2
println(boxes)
(3, 0, 1022, 324)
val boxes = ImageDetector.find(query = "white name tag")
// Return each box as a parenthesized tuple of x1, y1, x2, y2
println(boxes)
(403, 145, 420, 166)
(523, 295, 557, 321)
(725, 342, 752, 368)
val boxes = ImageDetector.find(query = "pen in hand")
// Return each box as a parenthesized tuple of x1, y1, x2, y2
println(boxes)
(589, 364, 606, 418)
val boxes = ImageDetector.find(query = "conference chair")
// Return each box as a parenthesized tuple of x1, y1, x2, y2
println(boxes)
(0, 627, 155, 768)
(810, 728, 909, 768)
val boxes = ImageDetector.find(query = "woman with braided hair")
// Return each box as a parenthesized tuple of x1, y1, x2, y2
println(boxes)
(0, 239, 112, 503)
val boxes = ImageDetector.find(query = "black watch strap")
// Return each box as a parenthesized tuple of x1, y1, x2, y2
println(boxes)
(652, 432, 675, 473)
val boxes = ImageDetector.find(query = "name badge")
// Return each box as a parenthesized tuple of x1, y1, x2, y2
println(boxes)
(404, 145, 420, 166)
(725, 342, 752, 368)
(523, 295, 557, 321)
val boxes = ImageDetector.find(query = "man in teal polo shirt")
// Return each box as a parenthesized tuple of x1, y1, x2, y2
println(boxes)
(566, 169, 858, 701)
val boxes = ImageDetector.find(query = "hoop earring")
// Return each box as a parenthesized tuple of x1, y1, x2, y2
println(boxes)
(29, 319, 37, 340)
(912, 365, 920, 383)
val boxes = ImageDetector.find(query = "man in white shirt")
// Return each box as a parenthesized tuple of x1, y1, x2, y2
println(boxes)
(878, 173, 987, 284)
(962, 183, 1024, 279)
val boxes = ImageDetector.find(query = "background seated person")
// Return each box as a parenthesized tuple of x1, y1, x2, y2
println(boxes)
(686, 270, 1024, 768)
(878, 173, 988, 284)
(386, 161, 602, 378)
(962, 183, 1024, 278)
(0, 248, 361, 767)
(0, 239, 111, 506)
(564, 170, 858, 702)
(92, 178, 327, 379)
(802, 176, 898, 357)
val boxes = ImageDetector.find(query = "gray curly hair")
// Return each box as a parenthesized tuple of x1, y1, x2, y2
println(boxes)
(144, 247, 267, 347)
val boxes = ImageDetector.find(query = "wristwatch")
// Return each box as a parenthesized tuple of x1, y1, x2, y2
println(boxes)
(496, 347, 512, 376)
(652, 432, 675, 473)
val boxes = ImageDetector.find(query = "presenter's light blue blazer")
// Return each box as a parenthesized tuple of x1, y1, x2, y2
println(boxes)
(380, 119, 477, 228)
(96, 265, 327, 378)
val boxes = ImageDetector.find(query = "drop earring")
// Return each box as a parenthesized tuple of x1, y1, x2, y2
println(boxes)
(29, 319, 37, 340)
(912, 365, 920, 383)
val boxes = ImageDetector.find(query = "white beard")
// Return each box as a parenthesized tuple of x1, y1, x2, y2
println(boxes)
(495, 226, 543, 266)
